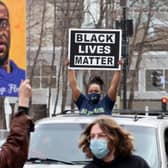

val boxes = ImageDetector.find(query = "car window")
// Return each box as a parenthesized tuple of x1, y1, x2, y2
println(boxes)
(124, 125, 160, 168)
(0, 139, 5, 147)
(0, 129, 9, 147)
(28, 123, 88, 162)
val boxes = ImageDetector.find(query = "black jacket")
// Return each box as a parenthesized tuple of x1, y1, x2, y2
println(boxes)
(84, 155, 150, 168)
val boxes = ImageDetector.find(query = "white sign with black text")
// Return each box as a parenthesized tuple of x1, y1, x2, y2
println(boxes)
(68, 28, 122, 70)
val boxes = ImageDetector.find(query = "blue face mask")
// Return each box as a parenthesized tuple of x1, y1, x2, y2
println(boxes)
(89, 139, 109, 159)
(87, 93, 101, 104)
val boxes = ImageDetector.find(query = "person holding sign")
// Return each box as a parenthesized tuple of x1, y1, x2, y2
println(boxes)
(66, 59, 123, 115)
(0, 1, 25, 97)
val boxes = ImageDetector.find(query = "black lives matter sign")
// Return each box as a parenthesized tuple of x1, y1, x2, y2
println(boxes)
(68, 28, 122, 70)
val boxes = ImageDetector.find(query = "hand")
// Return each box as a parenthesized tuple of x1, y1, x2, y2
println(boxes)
(118, 58, 124, 66)
(18, 79, 32, 107)
(64, 58, 70, 67)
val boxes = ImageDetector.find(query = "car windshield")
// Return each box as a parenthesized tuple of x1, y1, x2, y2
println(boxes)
(0, 129, 9, 147)
(28, 123, 88, 163)
(124, 125, 160, 168)
(28, 123, 159, 167)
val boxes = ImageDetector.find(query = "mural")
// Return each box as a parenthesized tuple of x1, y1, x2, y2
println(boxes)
(0, 0, 26, 97)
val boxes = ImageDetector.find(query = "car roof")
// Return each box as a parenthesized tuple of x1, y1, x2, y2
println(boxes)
(35, 113, 168, 129)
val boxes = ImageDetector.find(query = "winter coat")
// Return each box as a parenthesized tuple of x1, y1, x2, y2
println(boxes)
(84, 155, 150, 168)
(0, 107, 34, 168)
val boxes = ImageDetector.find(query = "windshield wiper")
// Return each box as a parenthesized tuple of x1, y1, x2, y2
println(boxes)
(72, 160, 91, 165)
(27, 157, 74, 165)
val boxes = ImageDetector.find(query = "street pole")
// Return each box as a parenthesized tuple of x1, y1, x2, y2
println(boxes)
(118, 0, 134, 109)
(120, 0, 129, 109)
(122, 6, 128, 109)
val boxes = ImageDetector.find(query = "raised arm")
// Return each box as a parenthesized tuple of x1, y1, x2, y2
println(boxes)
(108, 70, 121, 101)
(0, 79, 34, 168)
(67, 65, 81, 102)
(108, 59, 123, 101)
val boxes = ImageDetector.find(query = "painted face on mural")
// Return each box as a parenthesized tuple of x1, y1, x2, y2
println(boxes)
(0, 2, 10, 66)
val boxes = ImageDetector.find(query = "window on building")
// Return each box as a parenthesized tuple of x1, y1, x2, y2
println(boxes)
(165, 70, 168, 90)
(27, 65, 41, 88)
(31, 77, 41, 88)
(146, 69, 164, 91)
(42, 65, 57, 88)
(27, 64, 57, 89)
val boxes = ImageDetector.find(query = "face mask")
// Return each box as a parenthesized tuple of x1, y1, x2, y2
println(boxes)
(87, 93, 101, 104)
(89, 139, 109, 159)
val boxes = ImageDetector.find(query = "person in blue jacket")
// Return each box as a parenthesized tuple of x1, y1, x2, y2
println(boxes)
(66, 59, 123, 115)
(0, 1, 25, 97)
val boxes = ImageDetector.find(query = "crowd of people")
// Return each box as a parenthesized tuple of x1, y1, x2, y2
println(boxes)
(0, 79, 151, 168)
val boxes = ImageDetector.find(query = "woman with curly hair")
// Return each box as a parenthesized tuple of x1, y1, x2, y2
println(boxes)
(79, 116, 150, 168)
(66, 59, 123, 115)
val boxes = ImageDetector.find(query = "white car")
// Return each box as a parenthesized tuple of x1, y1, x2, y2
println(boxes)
(0, 129, 9, 147)
(24, 112, 168, 168)
(0, 139, 6, 147)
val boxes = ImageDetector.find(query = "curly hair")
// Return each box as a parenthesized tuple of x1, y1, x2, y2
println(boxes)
(87, 76, 104, 91)
(78, 115, 135, 158)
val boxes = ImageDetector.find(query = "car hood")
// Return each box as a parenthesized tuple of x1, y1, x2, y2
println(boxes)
(24, 164, 83, 168)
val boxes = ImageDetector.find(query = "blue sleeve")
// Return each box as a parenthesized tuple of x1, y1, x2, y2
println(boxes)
(103, 95, 115, 115)
(75, 93, 87, 110)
